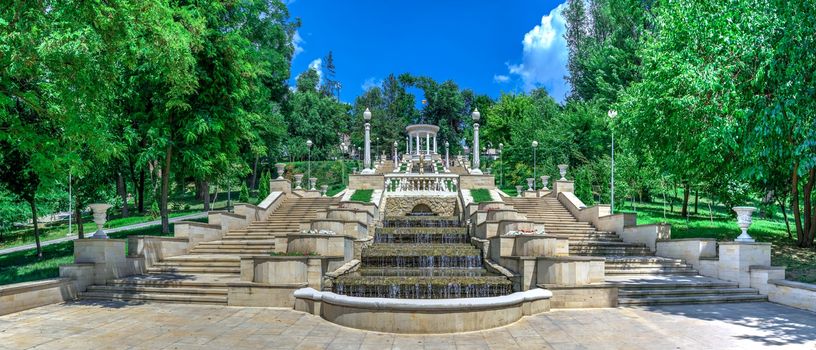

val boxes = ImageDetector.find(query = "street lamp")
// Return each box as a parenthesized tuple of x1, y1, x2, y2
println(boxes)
(445, 141, 450, 169)
(362, 108, 373, 174)
(608, 109, 618, 213)
(306, 139, 313, 180)
(499, 143, 504, 188)
(532, 140, 539, 191)
(471, 108, 482, 174)
(393, 140, 398, 169)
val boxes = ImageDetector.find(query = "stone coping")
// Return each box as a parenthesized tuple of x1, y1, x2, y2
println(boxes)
(632, 223, 672, 229)
(228, 281, 308, 288)
(294, 288, 551, 311)
(175, 221, 221, 230)
(718, 241, 772, 246)
(287, 233, 357, 240)
(493, 233, 569, 239)
(133, 236, 189, 242)
(0, 278, 72, 297)
(233, 202, 262, 210)
(337, 200, 377, 207)
(307, 218, 368, 227)
(258, 191, 284, 208)
(529, 256, 605, 262)
(78, 238, 127, 243)
(239, 255, 345, 261)
(768, 279, 816, 292)
(539, 283, 616, 290)
(699, 256, 719, 260)
(656, 238, 717, 242)
(207, 211, 246, 220)
(750, 265, 786, 271)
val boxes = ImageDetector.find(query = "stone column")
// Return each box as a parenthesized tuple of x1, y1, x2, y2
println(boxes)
(445, 147, 450, 169)
(362, 122, 373, 174)
(425, 133, 430, 155)
(416, 134, 420, 155)
(433, 135, 437, 154)
(472, 123, 482, 174)
(406, 136, 409, 155)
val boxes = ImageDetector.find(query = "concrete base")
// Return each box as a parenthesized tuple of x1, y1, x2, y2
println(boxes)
(718, 242, 771, 288)
(543, 284, 618, 308)
(293, 288, 552, 334)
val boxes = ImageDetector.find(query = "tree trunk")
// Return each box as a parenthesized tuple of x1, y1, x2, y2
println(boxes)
(137, 169, 145, 213)
(778, 199, 792, 240)
(29, 199, 42, 258)
(74, 203, 84, 239)
(202, 180, 211, 211)
(681, 182, 690, 218)
(694, 189, 699, 214)
(251, 155, 259, 190)
(804, 169, 815, 247)
(161, 144, 172, 234)
(791, 162, 806, 247)
(117, 171, 129, 218)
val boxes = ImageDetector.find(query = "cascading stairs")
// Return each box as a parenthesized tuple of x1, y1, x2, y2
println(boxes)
(504, 195, 767, 305)
(80, 195, 338, 304)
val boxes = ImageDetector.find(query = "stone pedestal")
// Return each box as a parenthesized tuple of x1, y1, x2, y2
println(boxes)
(717, 242, 771, 288)
(73, 239, 134, 284)
(269, 179, 292, 194)
(552, 180, 574, 195)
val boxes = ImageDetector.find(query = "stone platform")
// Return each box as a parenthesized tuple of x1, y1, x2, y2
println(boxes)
(1, 301, 814, 349)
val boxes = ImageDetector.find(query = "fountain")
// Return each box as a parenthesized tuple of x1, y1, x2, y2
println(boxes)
(333, 215, 513, 299)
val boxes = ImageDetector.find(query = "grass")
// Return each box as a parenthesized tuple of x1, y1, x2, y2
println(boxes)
(0, 222, 191, 286)
(350, 189, 374, 203)
(470, 188, 493, 203)
(0, 210, 198, 251)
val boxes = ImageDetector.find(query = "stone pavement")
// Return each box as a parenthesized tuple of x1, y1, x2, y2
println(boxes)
(0, 301, 814, 350)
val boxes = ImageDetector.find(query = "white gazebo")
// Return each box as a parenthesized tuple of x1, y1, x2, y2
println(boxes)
(405, 124, 440, 157)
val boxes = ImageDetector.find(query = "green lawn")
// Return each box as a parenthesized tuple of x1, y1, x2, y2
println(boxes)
(471, 189, 493, 203)
(350, 189, 374, 202)
(0, 217, 209, 286)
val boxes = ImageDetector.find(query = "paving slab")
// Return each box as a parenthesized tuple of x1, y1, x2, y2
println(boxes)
(0, 301, 813, 349)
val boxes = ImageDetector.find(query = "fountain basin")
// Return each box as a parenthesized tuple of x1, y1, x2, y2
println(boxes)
(293, 288, 552, 333)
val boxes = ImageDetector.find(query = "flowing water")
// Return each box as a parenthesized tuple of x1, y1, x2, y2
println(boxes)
(333, 216, 513, 299)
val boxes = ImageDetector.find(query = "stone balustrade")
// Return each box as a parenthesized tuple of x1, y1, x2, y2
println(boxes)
(384, 174, 458, 193)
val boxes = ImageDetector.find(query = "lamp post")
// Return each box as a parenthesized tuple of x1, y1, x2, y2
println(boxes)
(608, 109, 617, 214)
(362, 108, 373, 174)
(471, 108, 482, 174)
(445, 141, 450, 169)
(393, 140, 398, 169)
(532, 140, 539, 191)
(306, 139, 313, 180)
(376, 137, 380, 163)
(340, 142, 346, 186)
(499, 143, 504, 188)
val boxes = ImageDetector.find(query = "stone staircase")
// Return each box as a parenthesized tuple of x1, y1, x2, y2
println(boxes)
(80, 195, 338, 304)
(503, 195, 767, 305)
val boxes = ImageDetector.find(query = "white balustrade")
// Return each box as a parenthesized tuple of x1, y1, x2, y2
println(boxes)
(384, 174, 458, 193)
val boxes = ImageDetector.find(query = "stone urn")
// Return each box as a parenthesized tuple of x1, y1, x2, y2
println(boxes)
(88, 203, 112, 239)
(294, 174, 304, 189)
(540, 175, 550, 190)
(733, 206, 757, 242)
(515, 185, 524, 198)
(309, 177, 317, 191)
(352, 167, 358, 175)
(557, 164, 569, 181)
(275, 163, 286, 180)
(526, 178, 534, 191)
(320, 185, 329, 197)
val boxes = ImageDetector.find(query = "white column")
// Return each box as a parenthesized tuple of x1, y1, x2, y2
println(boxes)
(416, 135, 420, 155)
(406, 136, 409, 155)
(363, 123, 371, 173)
(472, 123, 482, 174)
(433, 135, 437, 154)
(425, 133, 430, 154)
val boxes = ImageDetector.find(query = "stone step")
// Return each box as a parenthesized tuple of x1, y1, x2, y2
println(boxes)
(604, 262, 690, 268)
(605, 257, 685, 264)
(152, 261, 239, 268)
(618, 294, 767, 305)
(190, 249, 272, 254)
(80, 291, 227, 305)
(87, 285, 228, 295)
(146, 266, 241, 274)
(618, 287, 759, 297)
(570, 242, 646, 247)
(108, 275, 234, 288)
(197, 240, 276, 246)
(192, 244, 275, 250)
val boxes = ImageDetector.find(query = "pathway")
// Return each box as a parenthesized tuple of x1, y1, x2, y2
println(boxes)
(0, 301, 813, 349)
(0, 212, 207, 256)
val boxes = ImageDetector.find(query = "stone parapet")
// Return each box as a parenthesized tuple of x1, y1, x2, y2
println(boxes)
(717, 242, 771, 288)
(0, 279, 79, 316)
(655, 238, 716, 268)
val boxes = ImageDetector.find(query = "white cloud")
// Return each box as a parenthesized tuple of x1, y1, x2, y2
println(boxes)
(308, 58, 322, 84)
(506, 3, 570, 102)
(292, 31, 304, 58)
(361, 77, 383, 91)
(493, 74, 510, 83)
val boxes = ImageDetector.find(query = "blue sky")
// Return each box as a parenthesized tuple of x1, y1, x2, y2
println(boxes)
(287, 0, 569, 103)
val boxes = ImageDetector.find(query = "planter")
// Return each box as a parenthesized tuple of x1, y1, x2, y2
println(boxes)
(733, 206, 757, 242)
(526, 178, 534, 191)
(540, 176, 550, 190)
(557, 164, 569, 181)
(294, 174, 304, 189)
(88, 203, 112, 239)
(275, 163, 286, 180)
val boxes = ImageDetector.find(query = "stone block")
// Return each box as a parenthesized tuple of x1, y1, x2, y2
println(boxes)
(0, 279, 79, 316)
(717, 242, 771, 288)
(767, 280, 816, 312)
(656, 238, 717, 268)
(348, 174, 384, 190)
(545, 285, 618, 308)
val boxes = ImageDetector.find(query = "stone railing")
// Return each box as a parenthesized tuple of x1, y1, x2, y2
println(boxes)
(384, 174, 458, 193)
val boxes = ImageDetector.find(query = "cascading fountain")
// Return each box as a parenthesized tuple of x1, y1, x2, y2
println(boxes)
(333, 215, 513, 299)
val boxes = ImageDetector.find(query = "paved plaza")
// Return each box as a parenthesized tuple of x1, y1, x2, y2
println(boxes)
(0, 301, 813, 350)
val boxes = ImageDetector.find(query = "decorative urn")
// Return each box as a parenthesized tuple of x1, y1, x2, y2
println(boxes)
(540, 175, 550, 190)
(733, 206, 757, 242)
(557, 164, 569, 181)
(294, 174, 304, 189)
(274, 163, 286, 180)
(88, 203, 112, 239)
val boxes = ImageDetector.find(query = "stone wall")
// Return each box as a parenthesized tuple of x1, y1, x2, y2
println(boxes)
(348, 174, 384, 190)
(384, 196, 457, 216)
(459, 175, 496, 189)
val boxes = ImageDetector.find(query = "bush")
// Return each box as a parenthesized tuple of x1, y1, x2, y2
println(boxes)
(350, 189, 374, 202)
(471, 188, 493, 203)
